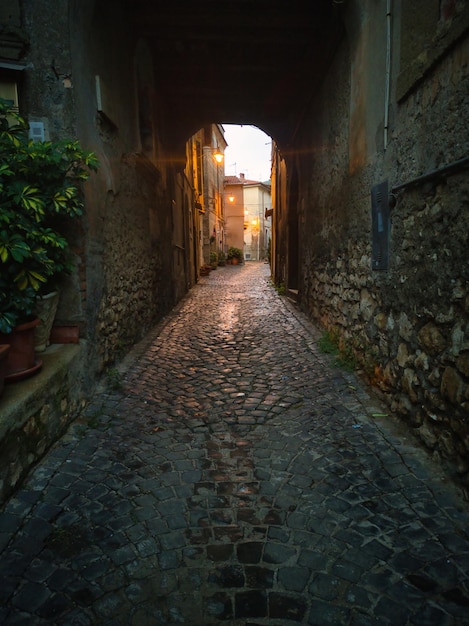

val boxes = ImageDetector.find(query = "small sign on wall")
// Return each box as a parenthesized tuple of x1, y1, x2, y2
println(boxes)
(28, 119, 50, 142)
(29, 121, 45, 142)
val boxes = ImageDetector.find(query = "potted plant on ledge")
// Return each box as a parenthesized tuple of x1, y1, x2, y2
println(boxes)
(0, 99, 98, 380)
(227, 246, 243, 265)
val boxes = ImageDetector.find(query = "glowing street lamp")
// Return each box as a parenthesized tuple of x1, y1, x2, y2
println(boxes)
(213, 148, 224, 164)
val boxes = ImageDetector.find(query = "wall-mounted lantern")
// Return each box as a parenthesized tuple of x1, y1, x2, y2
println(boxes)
(213, 148, 224, 164)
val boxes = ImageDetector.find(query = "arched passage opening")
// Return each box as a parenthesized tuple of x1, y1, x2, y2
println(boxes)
(222, 124, 273, 264)
(127, 0, 344, 163)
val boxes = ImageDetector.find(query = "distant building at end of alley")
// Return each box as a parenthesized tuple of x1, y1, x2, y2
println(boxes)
(224, 173, 272, 262)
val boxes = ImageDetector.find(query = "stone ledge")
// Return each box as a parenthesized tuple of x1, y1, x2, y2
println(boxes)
(0, 342, 87, 504)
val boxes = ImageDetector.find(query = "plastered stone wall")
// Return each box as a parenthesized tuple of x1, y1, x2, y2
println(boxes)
(21, 0, 76, 138)
(66, 1, 179, 376)
(300, 5, 469, 485)
(18, 0, 194, 380)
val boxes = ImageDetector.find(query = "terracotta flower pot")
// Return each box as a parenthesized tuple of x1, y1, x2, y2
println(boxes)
(0, 317, 42, 381)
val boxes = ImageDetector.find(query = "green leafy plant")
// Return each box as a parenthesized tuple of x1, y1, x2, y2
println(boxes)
(0, 99, 98, 333)
(317, 330, 339, 354)
(318, 329, 357, 371)
(106, 367, 123, 391)
(275, 281, 286, 295)
(227, 246, 243, 260)
(318, 329, 383, 382)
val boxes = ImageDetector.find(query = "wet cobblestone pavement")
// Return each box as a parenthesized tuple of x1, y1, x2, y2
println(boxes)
(1, 262, 469, 625)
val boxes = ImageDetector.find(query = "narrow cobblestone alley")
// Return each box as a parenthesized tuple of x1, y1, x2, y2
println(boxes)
(1, 263, 469, 625)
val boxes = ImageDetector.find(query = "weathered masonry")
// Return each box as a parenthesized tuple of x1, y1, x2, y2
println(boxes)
(272, 1, 469, 485)
(0, 0, 468, 492)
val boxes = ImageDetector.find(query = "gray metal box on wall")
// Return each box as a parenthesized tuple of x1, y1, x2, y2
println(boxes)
(371, 180, 390, 271)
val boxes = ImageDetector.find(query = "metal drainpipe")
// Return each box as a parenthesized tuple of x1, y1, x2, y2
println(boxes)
(384, 0, 392, 150)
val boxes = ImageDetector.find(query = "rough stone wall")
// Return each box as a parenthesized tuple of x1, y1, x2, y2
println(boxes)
(300, 4, 469, 484)
(91, 154, 174, 371)
(0, 346, 85, 504)
(380, 32, 469, 478)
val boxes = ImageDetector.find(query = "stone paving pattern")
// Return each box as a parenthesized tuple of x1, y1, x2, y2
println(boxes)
(1, 263, 469, 625)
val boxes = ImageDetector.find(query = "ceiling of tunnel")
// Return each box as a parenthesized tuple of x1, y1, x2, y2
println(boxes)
(128, 0, 344, 151)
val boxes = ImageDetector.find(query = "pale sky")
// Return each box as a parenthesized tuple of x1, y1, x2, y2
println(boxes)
(223, 124, 272, 182)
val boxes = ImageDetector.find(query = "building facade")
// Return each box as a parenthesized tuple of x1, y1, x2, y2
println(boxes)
(187, 125, 227, 270)
(224, 174, 272, 261)
(243, 177, 272, 262)
(202, 125, 227, 266)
